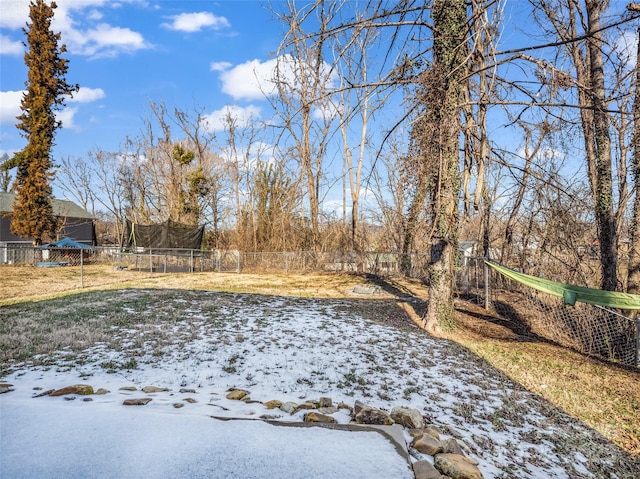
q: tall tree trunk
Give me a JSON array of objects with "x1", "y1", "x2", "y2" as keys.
[
  {"x1": 423, "y1": 0, "x2": 468, "y2": 333},
  {"x1": 400, "y1": 177, "x2": 428, "y2": 275},
  {"x1": 586, "y1": 1, "x2": 617, "y2": 290},
  {"x1": 628, "y1": 25, "x2": 640, "y2": 295}
]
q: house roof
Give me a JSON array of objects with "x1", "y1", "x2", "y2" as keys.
[{"x1": 0, "y1": 192, "x2": 94, "y2": 219}]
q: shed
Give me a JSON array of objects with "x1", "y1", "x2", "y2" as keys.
[{"x1": 39, "y1": 237, "x2": 95, "y2": 265}]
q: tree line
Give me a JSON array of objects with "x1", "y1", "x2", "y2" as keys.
[{"x1": 3, "y1": 0, "x2": 640, "y2": 331}]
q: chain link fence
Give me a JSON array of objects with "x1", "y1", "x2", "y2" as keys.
[
  {"x1": 459, "y1": 256, "x2": 640, "y2": 368},
  {"x1": 2, "y1": 245, "x2": 637, "y2": 367},
  {"x1": 111, "y1": 249, "x2": 241, "y2": 273}
]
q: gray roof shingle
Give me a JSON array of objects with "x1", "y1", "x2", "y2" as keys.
[{"x1": 0, "y1": 192, "x2": 94, "y2": 219}]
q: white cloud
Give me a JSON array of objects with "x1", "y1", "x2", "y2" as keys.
[
  {"x1": 1, "y1": 87, "x2": 103, "y2": 129},
  {"x1": 217, "y1": 55, "x2": 338, "y2": 102},
  {"x1": 68, "y1": 87, "x2": 105, "y2": 103},
  {"x1": 203, "y1": 104, "x2": 262, "y2": 132},
  {"x1": 0, "y1": 90, "x2": 23, "y2": 125},
  {"x1": 0, "y1": 33, "x2": 23, "y2": 55},
  {"x1": 219, "y1": 58, "x2": 280, "y2": 101},
  {"x1": 56, "y1": 106, "x2": 79, "y2": 130},
  {"x1": 0, "y1": 0, "x2": 151, "y2": 59},
  {"x1": 0, "y1": 0, "x2": 30, "y2": 29},
  {"x1": 86, "y1": 9, "x2": 103, "y2": 21},
  {"x1": 210, "y1": 61, "x2": 232, "y2": 72},
  {"x1": 163, "y1": 12, "x2": 230, "y2": 32},
  {"x1": 74, "y1": 23, "x2": 148, "y2": 58}
]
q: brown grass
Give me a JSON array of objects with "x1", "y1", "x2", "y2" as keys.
[
  {"x1": 1, "y1": 264, "x2": 638, "y2": 457},
  {"x1": 448, "y1": 300, "x2": 640, "y2": 457}
]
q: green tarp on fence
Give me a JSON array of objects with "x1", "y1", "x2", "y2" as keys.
[{"x1": 486, "y1": 261, "x2": 640, "y2": 311}]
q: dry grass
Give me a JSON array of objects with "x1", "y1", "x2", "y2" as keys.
[
  {"x1": 0, "y1": 264, "x2": 379, "y2": 305},
  {"x1": 1, "y1": 264, "x2": 638, "y2": 458},
  {"x1": 448, "y1": 300, "x2": 640, "y2": 458}
]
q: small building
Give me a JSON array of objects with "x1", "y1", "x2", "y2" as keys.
[
  {"x1": 458, "y1": 240, "x2": 478, "y2": 264},
  {"x1": 0, "y1": 192, "x2": 95, "y2": 263}
]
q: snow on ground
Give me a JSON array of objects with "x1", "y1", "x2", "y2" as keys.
[
  {"x1": 2, "y1": 397, "x2": 412, "y2": 479},
  {"x1": 1, "y1": 289, "x2": 636, "y2": 478}
]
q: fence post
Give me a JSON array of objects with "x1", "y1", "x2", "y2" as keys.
[
  {"x1": 190, "y1": 249, "x2": 194, "y2": 273},
  {"x1": 80, "y1": 249, "x2": 84, "y2": 288},
  {"x1": 484, "y1": 259, "x2": 491, "y2": 310},
  {"x1": 149, "y1": 249, "x2": 153, "y2": 273}
]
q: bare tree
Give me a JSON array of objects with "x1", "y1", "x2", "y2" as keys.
[
  {"x1": 122, "y1": 102, "x2": 223, "y2": 228},
  {"x1": 217, "y1": 108, "x2": 265, "y2": 250},
  {"x1": 55, "y1": 156, "x2": 96, "y2": 214},
  {"x1": 271, "y1": 0, "x2": 340, "y2": 253},
  {"x1": 629, "y1": 8, "x2": 640, "y2": 295},
  {"x1": 529, "y1": 0, "x2": 621, "y2": 290},
  {"x1": 333, "y1": 15, "x2": 390, "y2": 251}
]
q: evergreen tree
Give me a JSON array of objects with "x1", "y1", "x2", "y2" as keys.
[{"x1": 11, "y1": 0, "x2": 78, "y2": 245}]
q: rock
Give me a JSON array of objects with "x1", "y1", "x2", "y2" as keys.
[
  {"x1": 83, "y1": 397, "x2": 93, "y2": 402},
  {"x1": 183, "y1": 398, "x2": 197, "y2": 404},
  {"x1": 304, "y1": 412, "x2": 337, "y2": 423},
  {"x1": 391, "y1": 406, "x2": 424, "y2": 429},
  {"x1": 424, "y1": 426, "x2": 442, "y2": 440},
  {"x1": 354, "y1": 407, "x2": 394, "y2": 426},
  {"x1": 352, "y1": 284, "x2": 380, "y2": 295},
  {"x1": 434, "y1": 453, "x2": 483, "y2": 479},
  {"x1": 50, "y1": 384, "x2": 94, "y2": 396},
  {"x1": 226, "y1": 389, "x2": 249, "y2": 400},
  {"x1": 264, "y1": 400, "x2": 283, "y2": 410},
  {"x1": 293, "y1": 402, "x2": 316, "y2": 413},
  {"x1": 412, "y1": 433, "x2": 443, "y2": 455},
  {"x1": 280, "y1": 402, "x2": 298, "y2": 414},
  {"x1": 123, "y1": 398, "x2": 152, "y2": 406},
  {"x1": 442, "y1": 438, "x2": 464, "y2": 455},
  {"x1": 173, "y1": 403, "x2": 184, "y2": 408},
  {"x1": 0, "y1": 383, "x2": 14, "y2": 394},
  {"x1": 64, "y1": 396, "x2": 76, "y2": 401},
  {"x1": 413, "y1": 460, "x2": 443, "y2": 479},
  {"x1": 179, "y1": 388, "x2": 196, "y2": 394},
  {"x1": 33, "y1": 389, "x2": 55, "y2": 398},
  {"x1": 119, "y1": 386, "x2": 137, "y2": 391},
  {"x1": 318, "y1": 397, "x2": 333, "y2": 408},
  {"x1": 354, "y1": 400, "x2": 368, "y2": 415},
  {"x1": 318, "y1": 406, "x2": 338, "y2": 414},
  {"x1": 337, "y1": 401, "x2": 353, "y2": 413},
  {"x1": 95, "y1": 388, "x2": 109, "y2": 395},
  {"x1": 142, "y1": 386, "x2": 168, "y2": 393}
]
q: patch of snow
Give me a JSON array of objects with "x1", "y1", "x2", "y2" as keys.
[{"x1": 2, "y1": 292, "x2": 630, "y2": 478}]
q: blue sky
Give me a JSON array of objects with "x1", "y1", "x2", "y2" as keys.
[
  {"x1": 0, "y1": 0, "x2": 637, "y2": 215},
  {"x1": 0, "y1": 0, "x2": 286, "y2": 161}
]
